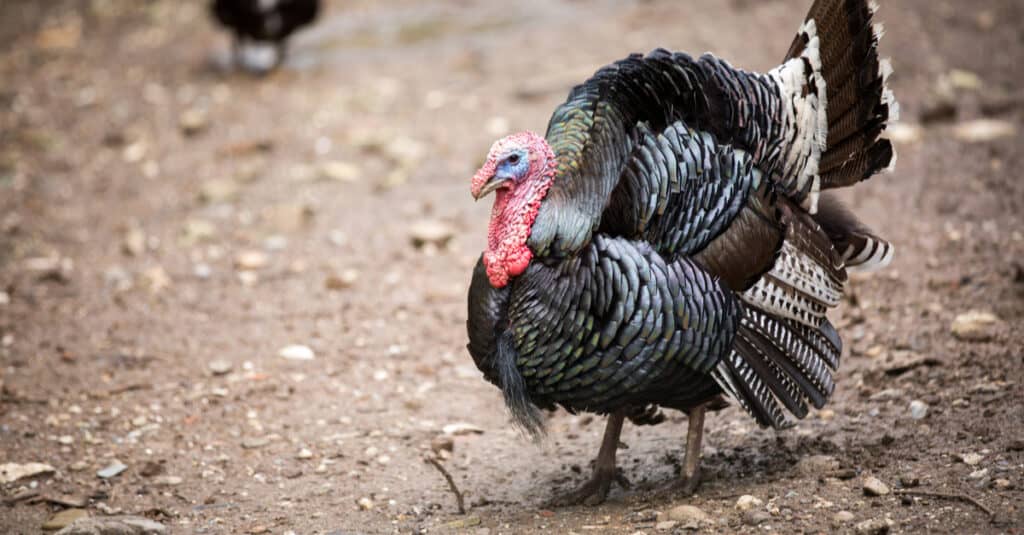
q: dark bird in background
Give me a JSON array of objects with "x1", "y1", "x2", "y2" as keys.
[
  {"x1": 210, "y1": 0, "x2": 320, "y2": 74},
  {"x1": 467, "y1": 0, "x2": 897, "y2": 505}
]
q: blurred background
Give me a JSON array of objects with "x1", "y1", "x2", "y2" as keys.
[{"x1": 0, "y1": 0, "x2": 1021, "y2": 533}]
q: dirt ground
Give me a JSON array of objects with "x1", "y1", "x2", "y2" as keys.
[{"x1": 1, "y1": 0, "x2": 1022, "y2": 533}]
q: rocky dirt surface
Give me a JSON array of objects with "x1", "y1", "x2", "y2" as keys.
[{"x1": 1, "y1": 0, "x2": 1023, "y2": 533}]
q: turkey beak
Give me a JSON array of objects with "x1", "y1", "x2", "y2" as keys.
[{"x1": 473, "y1": 177, "x2": 511, "y2": 201}]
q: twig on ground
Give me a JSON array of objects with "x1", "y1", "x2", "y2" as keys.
[
  {"x1": 893, "y1": 489, "x2": 994, "y2": 519},
  {"x1": 424, "y1": 456, "x2": 466, "y2": 514},
  {"x1": 91, "y1": 382, "x2": 152, "y2": 398},
  {"x1": 0, "y1": 393, "x2": 48, "y2": 404}
]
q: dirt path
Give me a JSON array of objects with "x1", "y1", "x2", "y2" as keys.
[{"x1": 1, "y1": 0, "x2": 1022, "y2": 533}]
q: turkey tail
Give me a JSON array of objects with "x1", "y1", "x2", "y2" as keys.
[
  {"x1": 813, "y1": 193, "x2": 893, "y2": 271},
  {"x1": 713, "y1": 205, "x2": 846, "y2": 428},
  {"x1": 787, "y1": 0, "x2": 898, "y2": 192},
  {"x1": 713, "y1": 309, "x2": 842, "y2": 428}
]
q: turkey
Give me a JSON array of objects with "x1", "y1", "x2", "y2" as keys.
[
  {"x1": 210, "y1": 0, "x2": 320, "y2": 73},
  {"x1": 466, "y1": 0, "x2": 897, "y2": 505}
]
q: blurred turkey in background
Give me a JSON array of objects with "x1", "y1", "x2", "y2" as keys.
[{"x1": 210, "y1": 0, "x2": 320, "y2": 74}]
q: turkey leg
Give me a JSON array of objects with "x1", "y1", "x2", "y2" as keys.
[
  {"x1": 674, "y1": 403, "x2": 707, "y2": 495},
  {"x1": 552, "y1": 410, "x2": 630, "y2": 506}
]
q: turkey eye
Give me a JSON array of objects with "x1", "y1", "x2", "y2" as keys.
[{"x1": 507, "y1": 154, "x2": 520, "y2": 165}]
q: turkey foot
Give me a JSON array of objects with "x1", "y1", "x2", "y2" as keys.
[{"x1": 552, "y1": 410, "x2": 628, "y2": 506}]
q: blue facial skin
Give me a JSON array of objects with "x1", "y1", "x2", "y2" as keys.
[{"x1": 495, "y1": 149, "x2": 529, "y2": 182}]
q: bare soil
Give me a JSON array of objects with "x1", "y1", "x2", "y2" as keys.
[{"x1": 1, "y1": 0, "x2": 1023, "y2": 533}]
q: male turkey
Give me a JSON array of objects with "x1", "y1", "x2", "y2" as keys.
[
  {"x1": 210, "y1": 0, "x2": 320, "y2": 73},
  {"x1": 466, "y1": 0, "x2": 898, "y2": 505}
]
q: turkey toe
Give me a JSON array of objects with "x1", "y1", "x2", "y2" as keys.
[{"x1": 552, "y1": 467, "x2": 630, "y2": 506}]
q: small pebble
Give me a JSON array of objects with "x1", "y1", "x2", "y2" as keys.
[
  {"x1": 69, "y1": 461, "x2": 89, "y2": 472},
  {"x1": 153, "y1": 475, "x2": 183, "y2": 486},
  {"x1": 0, "y1": 462, "x2": 56, "y2": 484},
  {"x1": 325, "y1": 269, "x2": 359, "y2": 290},
  {"x1": 122, "y1": 227, "x2": 146, "y2": 256},
  {"x1": 357, "y1": 497, "x2": 374, "y2": 510},
  {"x1": 993, "y1": 478, "x2": 1012, "y2": 490},
  {"x1": 909, "y1": 400, "x2": 928, "y2": 420},
  {"x1": 951, "y1": 310, "x2": 1000, "y2": 341},
  {"x1": 869, "y1": 388, "x2": 904, "y2": 402},
  {"x1": 51, "y1": 516, "x2": 167, "y2": 534},
  {"x1": 263, "y1": 235, "x2": 288, "y2": 251},
  {"x1": 296, "y1": 448, "x2": 314, "y2": 460},
  {"x1": 242, "y1": 437, "x2": 270, "y2": 449},
  {"x1": 442, "y1": 422, "x2": 484, "y2": 436},
  {"x1": 41, "y1": 508, "x2": 88, "y2": 531},
  {"x1": 735, "y1": 495, "x2": 763, "y2": 511},
  {"x1": 854, "y1": 517, "x2": 892, "y2": 535},
  {"x1": 666, "y1": 504, "x2": 708, "y2": 523},
  {"x1": 899, "y1": 475, "x2": 920, "y2": 488},
  {"x1": 960, "y1": 452, "x2": 984, "y2": 466},
  {"x1": 887, "y1": 123, "x2": 922, "y2": 144},
  {"x1": 181, "y1": 219, "x2": 216, "y2": 244},
  {"x1": 193, "y1": 263, "x2": 212, "y2": 279},
  {"x1": 263, "y1": 203, "x2": 313, "y2": 232},
  {"x1": 834, "y1": 511, "x2": 855, "y2": 523},
  {"x1": 179, "y1": 108, "x2": 209, "y2": 136},
  {"x1": 97, "y1": 460, "x2": 127, "y2": 479},
  {"x1": 444, "y1": 516, "x2": 481, "y2": 529},
  {"x1": 319, "y1": 160, "x2": 361, "y2": 182},
  {"x1": 968, "y1": 468, "x2": 988, "y2": 480},
  {"x1": 199, "y1": 178, "x2": 240, "y2": 203},
  {"x1": 863, "y1": 476, "x2": 890, "y2": 496},
  {"x1": 235, "y1": 250, "x2": 269, "y2": 271},
  {"x1": 743, "y1": 510, "x2": 770, "y2": 526},
  {"x1": 796, "y1": 455, "x2": 839, "y2": 475},
  {"x1": 208, "y1": 359, "x2": 233, "y2": 376},
  {"x1": 409, "y1": 220, "x2": 455, "y2": 248},
  {"x1": 279, "y1": 344, "x2": 315, "y2": 361},
  {"x1": 952, "y1": 119, "x2": 1016, "y2": 143}
]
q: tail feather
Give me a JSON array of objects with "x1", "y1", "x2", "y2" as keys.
[
  {"x1": 805, "y1": 0, "x2": 897, "y2": 188},
  {"x1": 713, "y1": 349, "x2": 790, "y2": 429},
  {"x1": 777, "y1": 0, "x2": 898, "y2": 213},
  {"x1": 813, "y1": 193, "x2": 894, "y2": 271},
  {"x1": 740, "y1": 206, "x2": 846, "y2": 326},
  {"x1": 713, "y1": 308, "x2": 842, "y2": 429},
  {"x1": 734, "y1": 330, "x2": 810, "y2": 418}
]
